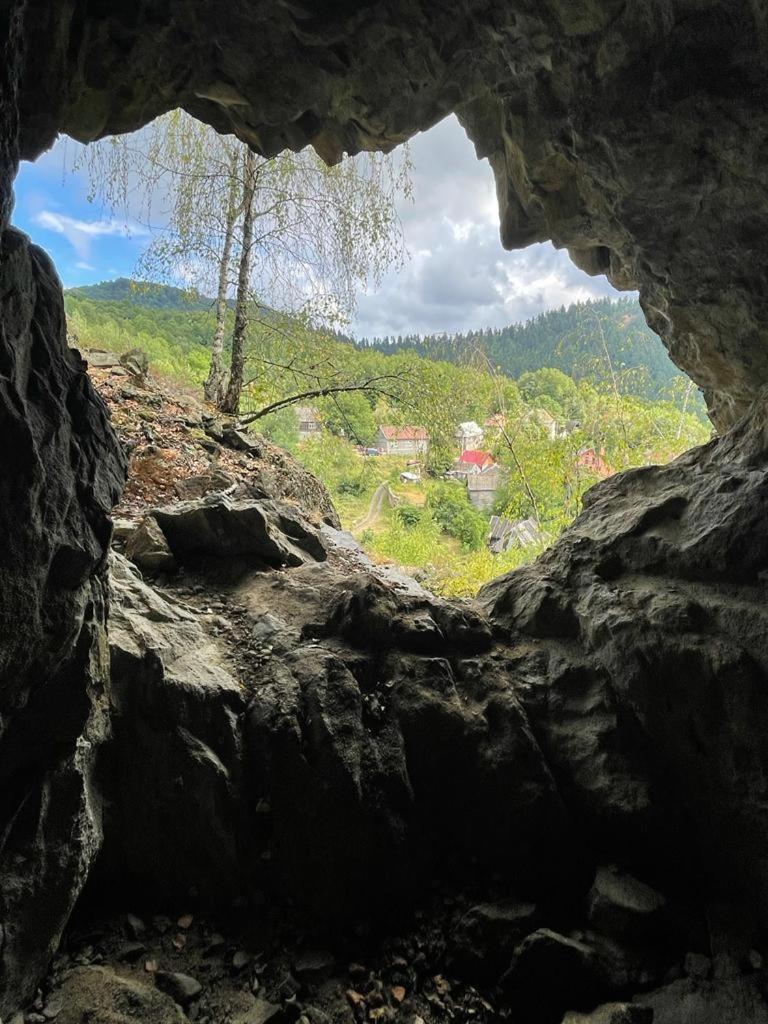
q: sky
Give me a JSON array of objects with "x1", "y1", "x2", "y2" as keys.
[{"x1": 11, "y1": 115, "x2": 620, "y2": 339}]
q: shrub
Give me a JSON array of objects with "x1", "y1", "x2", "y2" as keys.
[
  {"x1": 396, "y1": 504, "x2": 422, "y2": 527},
  {"x1": 338, "y1": 478, "x2": 366, "y2": 496},
  {"x1": 427, "y1": 483, "x2": 487, "y2": 551}
]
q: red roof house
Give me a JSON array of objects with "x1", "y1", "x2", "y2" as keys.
[
  {"x1": 458, "y1": 449, "x2": 495, "y2": 469},
  {"x1": 375, "y1": 425, "x2": 430, "y2": 455}
]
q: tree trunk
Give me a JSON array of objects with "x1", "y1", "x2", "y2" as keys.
[
  {"x1": 220, "y1": 148, "x2": 256, "y2": 415},
  {"x1": 204, "y1": 148, "x2": 239, "y2": 405}
]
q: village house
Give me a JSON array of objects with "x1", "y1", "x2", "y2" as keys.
[
  {"x1": 455, "y1": 420, "x2": 484, "y2": 450},
  {"x1": 529, "y1": 407, "x2": 568, "y2": 441},
  {"x1": 575, "y1": 445, "x2": 612, "y2": 478},
  {"x1": 375, "y1": 425, "x2": 430, "y2": 456},
  {"x1": 295, "y1": 405, "x2": 322, "y2": 439},
  {"x1": 467, "y1": 464, "x2": 503, "y2": 510},
  {"x1": 454, "y1": 449, "x2": 495, "y2": 475},
  {"x1": 450, "y1": 450, "x2": 503, "y2": 509}
]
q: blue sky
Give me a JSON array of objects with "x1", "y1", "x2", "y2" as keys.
[{"x1": 12, "y1": 116, "x2": 620, "y2": 338}]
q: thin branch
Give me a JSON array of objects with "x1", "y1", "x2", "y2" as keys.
[{"x1": 239, "y1": 376, "x2": 406, "y2": 425}]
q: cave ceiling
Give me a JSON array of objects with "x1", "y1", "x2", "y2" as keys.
[{"x1": 8, "y1": 0, "x2": 768, "y2": 427}]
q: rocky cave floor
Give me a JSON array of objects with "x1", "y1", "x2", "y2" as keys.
[{"x1": 18, "y1": 356, "x2": 768, "y2": 1024}]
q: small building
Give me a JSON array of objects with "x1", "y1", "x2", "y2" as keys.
[
  {"x1": 455, "y1": 420, "x2": 484, "y2": 450},
  {"x1": 575, "y1": 445, "x2": 612, "y2": 478},
  {"x1": 453, "y1": 450, "x2": 495, "y2": 476},
  {"x1": 488, "y1": 515, "x2": 542, "y2": 553},
  {"x1": 375, "y1": 425, "x2": 429, "y2": 456},
  {"x1": 467, "y1": 464, "x2": 503, "y2": 510},
  {"x1": 295, "y1": 405, "x2": 322, "y2": 439},
  {"x1": 529, "y1": 407, "x2": 568, "y2": 441}
]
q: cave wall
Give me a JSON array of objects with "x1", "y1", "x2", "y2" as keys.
[
  {"x1": 0, "y1": 7, "x2": 127, "y2": 1009},
  {"x1": 2, "y1": 0, "x2": 768, "y2": 1013}
]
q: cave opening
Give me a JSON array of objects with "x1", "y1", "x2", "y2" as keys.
[
  {"x1": 3, "y1": 3, "x2": 768, "y2": 1022},
  {"x1": 13, "y1": 111, "x2": 710, "y2": 601}
]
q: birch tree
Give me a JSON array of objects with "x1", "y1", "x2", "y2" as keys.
[{"x1": 73, "y1": 111, "x2": 411, "y2": 413}]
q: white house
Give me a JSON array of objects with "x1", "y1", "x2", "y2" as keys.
[{"x1": 455, "y1": 420, "x2": 484, "y2": 450}]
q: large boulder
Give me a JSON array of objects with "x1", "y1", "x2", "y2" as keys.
[
  {"x1": 153, "y1": 494, "x2": 327, "y2": 567},
  {"x1": 479, "y1": 393, "x2": 768, "y2": 937},
  {"x1": 245, "y1": 572, "x2": 587, "y2": 920},
  {"x1": 53, "y1": 965, "x2": 185, "y2": 1024},
  {"x1": 101, "y1": 555, "x2": 245, "y2": 908},
  {"x1": 124, "y1": 515, "x2": 177, "y2": 574},
  {"x1": 447, "y1": 899, "x2": 539, "y2": 983},
  {"x1": 501, "y1": 929, "x2": 608, "y2": 1024}
]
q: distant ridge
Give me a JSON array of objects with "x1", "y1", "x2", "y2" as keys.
[
  {"x1": 353, "y1": 296, "x2": 678, "y2": 398},
  {"x1": 66, "y1": 279, "x2": 691, "y2": 404},
  {"x1": 67, "y1": 277, "x2": 214, "y2": 312}
]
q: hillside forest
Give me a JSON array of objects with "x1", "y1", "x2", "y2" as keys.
[{"x1": 66, "y1": 281, "x2": 710, "y2": 596}]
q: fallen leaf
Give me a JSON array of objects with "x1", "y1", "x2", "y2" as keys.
[
  {"x1": 172, "y1": 933, "x2": 186, "y2": 951},
  {"x1": 144, "y1": 959, "x2": 158, "y2": 973},
  {"x1": 346, "y1": 989, "x2": 365, "y2": 1007},
  {"x1": 391, "y1": 985, "x2": 406, "y2": 1003},
  {"x1": 177, "y1": 914, "x2": 194, "y2": 929}
]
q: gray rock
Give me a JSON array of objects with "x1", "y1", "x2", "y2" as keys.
[
  {"x1": 125, "y1": 913, "x2": 146, "y2": 939},
  {"x1": 84, "y1": 349, "x2": 123, "y2": 369},
  {"x1": 587, "y1": 867, "x2": 667, "y2": 945},
  {"x1": 103, "y1": 553, "x2": 245, "y2": 909},
  {"x1": 154, "y1": 972, "x2": 202, "y2": 1006},
  {"x1": 480, "y1": 398, "x2": 768, "y2": 931},
  {"x1": 120, "y1": 348, "x2": 149, "y2": 379},
  {"x1": 47, "y1": 966, "x2": 185, "y2": 1023},
  {"x1": 117, "y1": 942, "x2": 147, "y2": 963},
  {"x1": 125, "y1": 516, "x2": 177, "y2": 573},
  {"x1": 638, "y1": 975, "x2": 768, "y2": 1024},
  {"x1": 293, "y1": 949, "x2": 335, "y2": 981},
  {"x1": 223, "y1": 427, "x2": 261, "y2": 453},
  {"x1": 112, "y1": 518, "x2": 137, "y2": 544},
  {"x1": 174, "y1": 470, "x2": 236, "y2": 500},
  {"x1": 0, "y1": 232, "x2": 125, "y2": 1018},
  {"x1": 501, "y1": 929, "x2": 605, "y2": 1024},
  {"x1": 153, "y1": 494, "x2": 326, "y2": 567},
  {"x1": 448, "y1": 900, "x2": 538, "y2": 983}
]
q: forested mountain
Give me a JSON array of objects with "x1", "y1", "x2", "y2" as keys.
[
  {"x1": 354, "y1": 296, "x2": 677, "y2": 398},
  {"x1": 68, "y1": 278, "x2": 214, "y2": 311},
  {"x1": 70, "y1": 283, "x2": 676, "y2": 399}
]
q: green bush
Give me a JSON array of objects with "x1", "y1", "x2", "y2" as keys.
[
  {"x1": 338, "y1": 478, "x2": 366, "y2": 496},
  {"x1": 427, "y1": 483, "x2": 487, "y2": 551},
  {"x1": 396, "y1": 504, "x2": 422, "y2": 527}
]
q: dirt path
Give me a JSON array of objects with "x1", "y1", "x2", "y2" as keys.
[{"x1": 353, "y1": 482, "x2": 397, "y2": 532}]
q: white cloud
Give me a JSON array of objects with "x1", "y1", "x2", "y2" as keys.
[
  {"x1": 74, "y1": 260, "x2": 96, "y2": 271},
  {"x1": 350, "y1": 115, "x2": 622, "y2": 339},
  {"x1": 33, "y1": 210, "x2": 150, "y2": 259}
]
